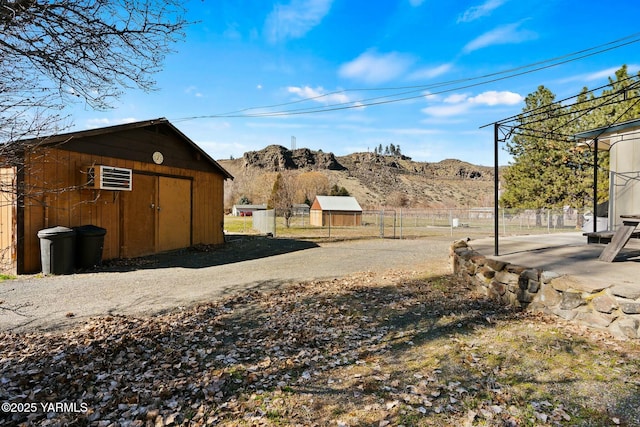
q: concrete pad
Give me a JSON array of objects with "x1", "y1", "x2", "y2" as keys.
[{"x1": 469, "y1": 232, "x2": 640, "y2": 288}]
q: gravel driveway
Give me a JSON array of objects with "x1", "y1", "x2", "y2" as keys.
[{"x1": 0, "y1": 236, "x2": 453, "y2": 333}]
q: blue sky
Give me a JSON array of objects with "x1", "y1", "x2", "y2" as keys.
[{"x1": 68, "y1": 0, "x2": 640, "y2": 166}]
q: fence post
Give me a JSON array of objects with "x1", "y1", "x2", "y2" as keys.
[
  {"x1": 547, "y1": 209, "x2": 550, "y2": 233},
  {"x1": 393, "y1": 210, "x2": 396, "y2": 239},
  {"x1": 449, "y1": 209, "x2": 453, "y2": 237},
  {"x1": 273, "y1": 209, "x2": 277, "y2": 237},
  {"x1": 502, "y1": 208, "x2": 506, "y2": 236}
]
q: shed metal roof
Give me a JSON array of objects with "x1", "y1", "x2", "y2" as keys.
[
  {"x1": 313, "y1": 196, "x2": 362, "y2": 212},
  {"x1": 573, "y1": 117, "x2": 640, "y2": 140},
  {"x1": 573, "y1": 118, "x2": 640, "y2": 151},
  {"x1": 234, "y1": 204, "x2": 267, "y2": 210}
]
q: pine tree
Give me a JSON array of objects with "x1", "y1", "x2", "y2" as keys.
[
  {"x1": 501, "y1": 66, "x2": 640, "y2": 211},
  {"x1": 501, "y1": 86, "x2": 589, "y2": 209}
]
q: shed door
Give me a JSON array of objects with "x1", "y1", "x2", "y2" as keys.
[
  {"x1": 158, "y1": 176, "x2": 191, "y2": 252},
  {"x1": 122, "y1": 174, "x2": 156, "y2": 258}
]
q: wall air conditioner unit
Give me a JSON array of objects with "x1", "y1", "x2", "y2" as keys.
[{"x1": 86, "y1": 165, "x2": 132, "y2": 191}]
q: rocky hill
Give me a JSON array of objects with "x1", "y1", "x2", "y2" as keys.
[{"x1": 218, "y1": 145, "x2": 497, "y2": 209}]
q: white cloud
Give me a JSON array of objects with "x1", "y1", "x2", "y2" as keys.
[
  {"x1": 185, "y1": 86, "x2": 204, "y2": 98},
  {"x1": 463, "y1": 22, "x2": 537, "y2": 53},
  {"x1": 585, "y1": 65, "x2": 640, "y2": 81},
  {"x1": 583, "y1": 67, "x2": 624, "y2": 81},
  {"x1": 423, "y1": 91, "x2": 441, "y2": 101},
  {"x1": 408, "y1": 0, "x2": 425, "y2": 6},
  {"x1": 85, "y1": 117, "x2": 138, "y2": 128},
  {"x1": 86, "y1": 118, "x2": 112, "y2": 128},
  {"x1": 287, "y1": 86, "x2": 350, "y2": 104},
  {"x1": 422, "y1": 103, "x2": 471, "y2": 117},
  {"x1": 444, "y1": 93, "x2": 469, "y2": 104},
  {"x1": 339, "y1": 50, "x2": 415, "y2": 84},
  {"x1": 409, "y1": 63, "x2": 454, "y2": 80},
  {"x1": 468, "y1": 90, "x2": 523, "y2": 105},
  {"x1": 457, "y1": 0, "x2": 507, "y2": 23},
  {"x1": 422, "y1": 90, "x2": 523, "y2": 117},
  {"x1": 264, "y1": 0, "x2": 333, "y2": 43},
  {"x1": 223, "y1": 22, "x2": 242, "y2": 40},
  {"x1": 556, "y1": 65, "x2": 640, "y2": 85}
]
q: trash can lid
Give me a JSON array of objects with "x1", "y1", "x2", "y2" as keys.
[
  {"x1": 37, "y1": 226, "x2": 76, "y2": 238},
  {"x1": 73, "y1": 225, "x2": 107, "y2": 236}
]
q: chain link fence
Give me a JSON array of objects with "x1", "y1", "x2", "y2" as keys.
[{"x1": 229, "y1": 207, "x2": 589, "y2": 240}]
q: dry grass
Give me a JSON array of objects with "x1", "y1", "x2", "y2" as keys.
[{"x1": 2, "y1": 266, "x2": 640, "y2": 426}]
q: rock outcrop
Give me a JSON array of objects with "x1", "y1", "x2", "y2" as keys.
[{"x1": 242, "y1": 145, "x2": 345, "y2": 171}]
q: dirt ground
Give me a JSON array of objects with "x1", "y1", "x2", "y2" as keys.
[
  {"x1": 0, "y1": 235, "x2": 453, "y2": 332},
  {"x1": 2, "y1": 238, "x2": 640, "y2": 426}
]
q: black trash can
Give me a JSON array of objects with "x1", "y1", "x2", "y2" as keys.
[
  {"x1": 37, "y1": 226, "x2": 76, "y2": 275},
  {"x1": 74, "y1": 225, "x2": 107, "y2": 269}
]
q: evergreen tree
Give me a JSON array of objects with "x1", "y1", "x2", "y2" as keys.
[
  {"x1": 501, "y1": 66, "x2": 640, "y2": 211},
  {"x1": 329, "y1": 184, "x2": 350, "y2": 196},
  {"x1": 501, "y1": 86, "x2": 589, "y2": 209}
]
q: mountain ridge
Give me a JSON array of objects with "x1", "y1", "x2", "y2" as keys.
[{"x1": 218, "y1": 145, "x2": 497, "y2": 209}]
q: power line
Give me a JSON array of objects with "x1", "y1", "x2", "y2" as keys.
[
  {"x1": 488, "y1": 76, "x2": 640, "y2": 127},
  {"x1": 494, "y1": 88, "x2": 640, "y2": 167},
  {"x1": 173, "y1": 32, "x2": 640, "y2": 122},
  {"x1": 490, "y1": 77, "x2": 640, "y2": 146}
]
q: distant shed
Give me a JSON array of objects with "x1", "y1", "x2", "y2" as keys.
[
  {"x1": 0, "y1": 118, "x2": 233, "y2": 274},
  {"x1": 310, "y1": 196, "x2": 362, "y2": 226},
  {"x1": 292, "y1": 203, "x2": 310, "y2": 215},
  {"x1": 232, "y1": 204, "x2": 267, "y2": 216}
]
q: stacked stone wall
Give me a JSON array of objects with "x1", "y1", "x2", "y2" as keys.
[{"x1": 450, "y1": 240, "x2": 640, "y2": 339}]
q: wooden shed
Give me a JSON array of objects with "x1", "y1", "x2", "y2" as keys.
[
  {"x1": 309, "y1": 196, "x2": 362, "y2": 227},
  {"x1": 0, "y1": 118, "x2": 233, "y2": 274}
]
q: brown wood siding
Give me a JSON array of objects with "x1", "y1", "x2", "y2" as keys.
[
  {"x1": 121, "y1": 174, "x2": 156, "y2": 258},
  {"x1": 309, "y1": 209, "x2": 323, "y2": 226},
  {"x1": 192, "y1": 172, "x2": 226, "y2": 246},
  {"x1": 158, "y1": 176, "x2": 191, "y2": 251},
  {"x1": 322, "y1": 211, "x2": 362, "y2": 227},
  {"x1": 19, "y1": 147, "x2": 226, "y2": 273},
  {"x1": 309, "y1": 209, "x2": 362, "y2": 227},
  {"x1": 57, "y1": 126, "x2": 223, "y2": 174},
  {"x1": 0, "y1": 168, "x2": 16, "y2": 273}
]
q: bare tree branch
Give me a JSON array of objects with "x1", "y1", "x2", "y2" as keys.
[{"x1": 1, "y1": 0, "x2": 188, "y2": 143}]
